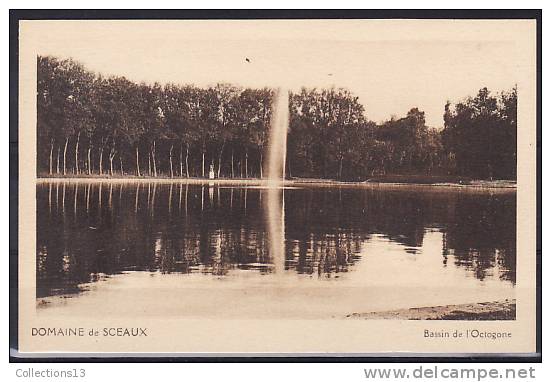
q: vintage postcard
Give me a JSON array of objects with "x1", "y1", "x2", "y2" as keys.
[{"x1": 13, "y1": 15, "x2": 539, "y2": 357}]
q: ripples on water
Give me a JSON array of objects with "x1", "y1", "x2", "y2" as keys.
[{"x1": 36, "y1": 182, "x2": 516, "y2": 298}]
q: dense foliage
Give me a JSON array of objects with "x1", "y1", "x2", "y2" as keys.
[
  {"x1": 442, "y1": 87, "x2": 517, "y2": 179},
  {"x1": 37, "y1": 56, "x2": 517, "y2": 181}
]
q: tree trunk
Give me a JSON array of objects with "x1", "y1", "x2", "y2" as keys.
[
  {"x1": 169, "y1": 144, "x2": 174, "y2": 178},
  {"x1": 179, "y1": 142, "x2": 183, "y2": 177},
  {"x1": 245, "y1": 149, "x2": 249, "y2": 178},
  {"x1": 62, "y1": 137, "x2": 69, "y2": 176},
  {"x1": 338, "y1": 156, "x2": 343, "y2": 180},
  {"x1": 56, "y1": 147, "x2": 60, "y2": 174},
  {"x1": 201, "y1": 150, "x2": 205, "y2": 178},
  {"x1": 98, "y1": 146, "x2": 104, "y2": 176},
  {"x1": 48, "y1": 140, "x2": 54, "y2": 175},
  {"x1": 151, "y1": 141, "x2": 157, "y2": 177},
  {"x1": 74, "y1": 132, "x2": 81, "y2": 175},
  {"x1": 288, "y1": 157, "x2": 292, "y2": 178},
  {"x1": 231, "y1": 149, "x2": 234, "y2": 178},
  {"x1": 109, "y1": 147, "x2": 115, "y2": 176},
  {"x1": 87, "y1": 145, "x2": 92, "y2": 175},
  {"x1": 259, "y1": 152, "x2": 263, "y2": 179},
  {"x1": 120, "y1": 157, "x2": 124, "y2": 175},
  {"x1": 185, "y1": 144, "x2": 190, "y2": 178},
  {"x1": 217, "y1": 141, "x2": 225, "y2": 178},
  {"x1": 135, "y1": 146, "x2": 141, "y2": 177}
]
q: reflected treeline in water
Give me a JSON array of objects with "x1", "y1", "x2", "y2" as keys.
[
  {"x1": 36, "y1": 183, "x2": 516, "y2": 297},
  {"x1": 284, "y1": 188, "x2": 516, "y2": 282},
  {"x1": 442, "y1": 194, "x2": 516, "y2": 283}
]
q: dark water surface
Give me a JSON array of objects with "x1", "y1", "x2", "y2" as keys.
[{"x1": 36, "y1": 181, "x2": 516, "y2": 300}]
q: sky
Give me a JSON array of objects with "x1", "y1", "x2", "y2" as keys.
[{"x1": 26, "y1": 19, "x2": 526, "y2": 127}]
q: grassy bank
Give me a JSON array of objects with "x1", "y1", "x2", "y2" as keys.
[
  {"x1": 364, "y1": 174, "x2": 515, "y2": 187},
  {"x1": 345, "y1": 299, "x2": 516, "y2": 320}
]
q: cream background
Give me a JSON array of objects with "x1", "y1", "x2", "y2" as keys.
[{"x1": 18, "y1": 19, "x2": 537, "y2": 355}]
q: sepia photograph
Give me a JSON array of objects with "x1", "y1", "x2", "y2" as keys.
[{"x1": 13, "y1": 14, "x2": 539, "y2": 357}]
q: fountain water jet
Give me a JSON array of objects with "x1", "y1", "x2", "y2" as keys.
[
  {"x1": 264, "y1": 88, "x2": 289, "y2": 275},
  {"x1": 265, "y1": 88, "x2": 289, "y2": 184}
]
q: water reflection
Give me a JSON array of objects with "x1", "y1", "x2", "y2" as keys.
[
  {"x1": 36, "y1": 182, "x2": 516, "y2": 298},
  {"x1": 265, "y1": 187, "x2": 286, "y2": 275}
]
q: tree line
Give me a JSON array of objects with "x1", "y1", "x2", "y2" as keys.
[{"x1": 37, "y1": 55, "x2": 517, "y2": 181}]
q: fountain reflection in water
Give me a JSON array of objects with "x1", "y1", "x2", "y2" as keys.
[
  {"x1": 265, "y1": 88, "x2": 289, "y2": 273},
  {"x1": 265, "y1": 186, "x2": 285, "y2": 274}
]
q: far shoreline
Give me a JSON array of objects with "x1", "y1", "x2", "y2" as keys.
[{"x1": 36, "y1": 175, "x2": 517, "y2": 192}]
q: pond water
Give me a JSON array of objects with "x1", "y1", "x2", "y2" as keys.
[{"x1": 36, "y1": 181, "x2": 516, "y2": 319}]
